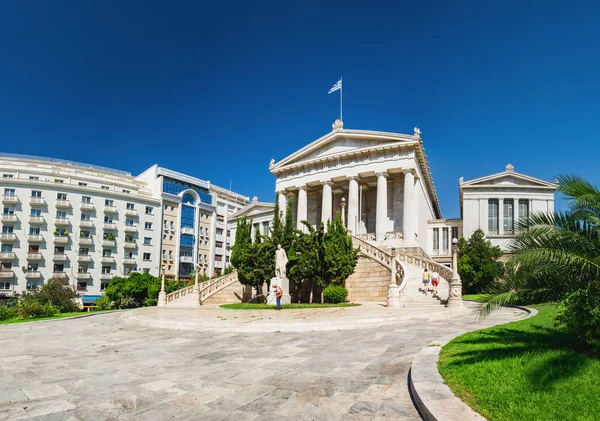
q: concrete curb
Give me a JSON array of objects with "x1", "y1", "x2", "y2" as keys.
[
  {"x1": 0, "y1": 309, "x2": 124, "y2": 328},
  {"x1": 409, "y1": 306, "x2": 538, "y2": 421}
]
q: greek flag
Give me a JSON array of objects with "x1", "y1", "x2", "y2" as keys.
[{"x1": 328, "y1": 79, "x2": 342, "y2": 94}]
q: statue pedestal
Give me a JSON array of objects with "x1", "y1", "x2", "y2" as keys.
[
  {"x1": 266, "y1": 276, "x2": 291, "y2": 305},
  {"x1": 386, "y1": 283, "x2": 401, "y2": 307},
  {"x1": 446, "y1": 278, "x2": 463, "y2": 308}
]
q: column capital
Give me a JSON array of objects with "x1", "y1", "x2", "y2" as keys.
[
  {"x1": 276, "y1": 189, "x2": 287, "y2": 196},
  {"x1": 320, "y1": 180, "x2": 335, "y2": 186},
  {"x1": 402, "y1": 168, "x2": 416, "y2": 175},
  {"x1": 375, "y1": 171, "x2": 388, "y2": 178},
  {"x1": 346, "y1": 175, "x2": 358, "y2": 181}
]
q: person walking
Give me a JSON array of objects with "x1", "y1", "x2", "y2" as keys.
[
  {"x1": 431, "y1": 271, "x2": 439, "y2": 296},
  {"x1": 273, "y1": 283, "x2": 283, "y2": 310},
  {"x1": 422, "y1": 269, "x2": 430, "y2": 295}
]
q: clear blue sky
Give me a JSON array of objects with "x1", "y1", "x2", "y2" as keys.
[{"x1": 1, "y1": 1, "x2": 598, "y2": 217}]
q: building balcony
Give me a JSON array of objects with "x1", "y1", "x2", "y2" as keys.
[
  {"x1": 79, "y1": 220, "x2": 94, "y2": 228},
  {"x1": 55, "y1": 218, "x2": 70, "y2": 226},
  {"x1": 27, "y1": 252, "x2": 42, "y2": 261},
  {"x1": 104, "y1": 205, "x2": 118, "y2": 214},
  {"x1": 215, "y1": 234, "x2": 224, "y2": 242},
  {"x1": 53, "y1": 253, "x2": 67, "y2": 262},
  {"x1": 79, "y1": 237, "x2": 93, "y2": 246},
  {"x1": 0, "y1": 233, "x2": 17, "y2": 242},
  {"x1": 1, "y1": 214, "x2": 18, "y2": 223},
  {"x1": 123, "y1": 241, "x2": 137, "y2": 249},
  {"x1": 124, "y1": 209, "x2": 138, "y2": 217},
  {"x1": 181, "y1": 227, "x2": 195, "y2": 235},
  {"x1": 0, "y1": 252, "x2": 15, "y2": 261},
  {"x1": 123, "y1": 258, "x2": 136, "y2": 265},
  {"x1": 25, "y1": 271, "x2": 41, "y2": 279},
  {"x1": 103, "y1": 222, "x2": 117, "y2": 230},
  {"x1": 100, "y1": 273, "x2": 113, "y2": 281},
  {"x1": 2, "y1": 194, "x2": 18, "y2": 204},
  {"x1": 55, "y1": 199, "x2": 71, "y2": 208},
  {"x1": 102, "y1": 239, "x2": 116, "y2": 248},
  {"x1": 29, "y1": 215, "x2": 45, "y2": 225},
  {"x1": 124, "y1": 225, "x2": 137, "y2": 233},
  {"x1": 101, "y1": 256, "x2": 115, "y2": 264},
  {"x1": 30, "y1": 196, "x2": 45, "y2": 206},
  {"x1": 54, "y1": 235, "x2": 69, "y2": 244},
  {"x1": 80, "y1": 202, "x2": 94, "y2": 211},
  {"x1": 76, "y1": 272, "x2": 91, "y2": 280},
  {"x1": 52, "y1": 272, "x2": 68, "y2": 280},
  {"x1": 77, "y1": 254, "x2": 92, "y2": 263},
  {"x1": 179, "y1": 255, "x2": 193, "y2": 263},
  {"x1": 28, "y1": 234, "x2": 43, "y2": 243},
  {"x1": 0, "y1": 271, "x2": 14, "y2": 279},
  {"x1": 214, "y1": 260, "x2": 224, "y2": 268}
]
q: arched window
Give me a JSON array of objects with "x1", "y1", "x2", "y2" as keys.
[{"x1": 182, "y1": 193, "x2": 195, "y2": 205}]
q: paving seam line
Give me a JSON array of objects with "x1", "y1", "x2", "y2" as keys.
[{"x1": 409, "y1": 305, "x2": 538, "y2": 421}]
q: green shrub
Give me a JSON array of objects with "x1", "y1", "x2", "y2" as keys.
[
  {"x1": 0, "y1": 305, "x2": 17, "y2": 321},
  {"x1": 323, "y1": 285, "x2": 348, "y2": 304},
  {"x1": 557, "y1": 281, "x2": 600, "y2": 353},
  {"x1": 145, "y1": 298, "x2": 157, "y2": 306},
  {"x1": 17, "y1": 301, "x2": 59, "y2": 319},
  {"x1": 95, "y1": 296, "x2": 112, "y2": 311},
  {"x1": 28, "y1": 278, "x2": 78, "y2": 313}
]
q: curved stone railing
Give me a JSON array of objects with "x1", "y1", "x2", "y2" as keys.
[
  {"x1": 166, "y1": 284, "x2": 195, "y2": 305},
  {"x1": 199, "y1": 270, "x2": 238, "y2": 304}
]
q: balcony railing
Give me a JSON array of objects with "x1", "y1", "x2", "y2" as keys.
[
  {"x1": 124, "y1": 225, "x2": 137, "y2": 233},
  {"x1": 27, "y1": 252, "x2": 42, "y2": 260},
  {"x1": 0, "y1": 233, "x2": 17, "y2": 242},
  {"x1": 79, "y1": 237, "x2": 93, "y2": 245},
  {"x1": 2, "y1": 194, "x2": 18, "y2": 204},
  {"x1": 53, "y1": 253, "x2": 67, "y2": 262},
  {"x1": 25, "y1": 271, "x2": 41, "y2": 279},
  {"x1": 101, "y1": 256, "x2": 115, "y2": 264},
  {"x1": 123, "y1": 241, "x2": 137, "y2": 249},
  {"x1": 125, "y1": 209, "x2": 138, "y2": 217},
  {"x1": 80, "y1": 202, "x2": 94, "y2": 211},
  {"x1": 53, "y1": 235, "x2": 69, "y2": 244},
  {"x1": 79, "y1": 220, "x2": 94, "y2": 228},
  {"x1": 28, "y1": 234, "x2": 43, "y2": 243},
  {"x1": 104, "y1": 205, "x2": 118, "y2": 214},
  {"x1": 102, "y1": 239, "x2": 116, "y2": 247},
  {"x1": 100, "y1": 273, "x2": 113, "y2": 280},
  {"x1": 52, "y1": 271, "x2": 68, "y2": 279},
  {"x1": 76, "y1": 273, "x2": 91, "y2": 280},
  {"x1": 30, "y1": 196, "x2": 45, "y2": 206},
  {"x1": 55, "y1": 199, "x2": 70, "y2": 208},
  {"x1": 123, "y1": 258, "x2": 136, "y2": 265},
  {"x1": 0, "y1": 271, "x2": 14, "y2": 279},
  {"x1": 55, "y1": 218, "x2": 70, "y2": 226},
  {"x1": 0, "y1": 252, "x2": 15, "y2": 260},
  {"x1": 103, "y1": 222, "x2": 117, "y2": 230},
  {"x1": 181, "y1": 227, "x2": 195, "y2": 235},
  {"x1": 77, "y1": 254, "x2": 92, "y2": 262},
  {"x1": 1, "y1": 214, "x2": 18, "y2": 223},
  {"x1": 29, "y1": 215, "x2": 44, "y2": 225},
  {"x1": 180, "y1": 255, "x2": 193, "y2": 263}
]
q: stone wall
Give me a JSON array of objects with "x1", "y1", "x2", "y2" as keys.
[
  {"x1": 345, "y1": 256, "x2": 390, "y2": 302},
  {"x1": 201, "y1": 281, "x2": 253, "y2": 305}
]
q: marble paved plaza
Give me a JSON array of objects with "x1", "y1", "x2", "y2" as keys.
[{"x1": 0, "y1": 305, "x2": 526, "y2": 420}]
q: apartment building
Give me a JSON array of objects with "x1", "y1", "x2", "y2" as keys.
[{"x1": 0, "y1": 154, "x2": 161, "y2": 299}]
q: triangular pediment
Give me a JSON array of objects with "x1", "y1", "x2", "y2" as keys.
[
  {"x1": 270, "y1": 129, "x2": 418, "y2": 171},
  {"x1": 229, "y1": 202, "x2": 275, "y2": 220},
  {"x1": 461, "y1": 171, "x2": 557, "y2": 189}
]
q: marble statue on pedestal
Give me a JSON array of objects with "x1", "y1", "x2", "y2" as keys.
[{"x1": 268, "y1": 244, "x2": 291, "y2": 305}]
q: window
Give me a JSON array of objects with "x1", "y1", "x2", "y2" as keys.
[
  {"x1": 102, "y1": 233, "x2": 114, "y2": 240},
  {"x1": 29, "y1": 176, "x2": 39, "y2": 180},
  {"x1": 145, "y1": 222, "x2": 152, "y2": 230},
  {"x1": 54, "y1": 246, "x2": 65, "y2": 254},
  {"x1": 78, "y1": 182, "x2": 87, "y2": 186},
  {"x1": 3, "y1": 207, "x2": 14, "y2": 214},
  {"x1": 105, "y1": 199, "x2": 114, "y2": 206},
  {"x1": 78, "y1": 265, "x2": 89, "y2": 273},
  {"x1": 55, "y1": 229, "x2": 67, "y2": 236},
  {"x1": 518, "y1": 199, "x2": 529, "y2": 228},
  {"x1": 3, "y1": 174, "x2": 13, "y2": 178},
  {"x1": 53, "y1": 264, "x2": 64, "y2": 272},
  {"x1": 29, "y1": 227, "x2": 40, "y2": 235},
  {"x1": 171, "y1": 206, "x2": 174, "y2": 211},
  {"x1": 30, "y1": 209, "x2": 41, "y2": 216},
  {"x1": 2, "y1": 226, "x2": 14, "y2": 233},
  {"x1": 82, "y1": 196, "x2": 91, "y2": 203},
  {"x1": 503, "y1": 199, "x2": 514, "y2": 235},
  {"x1": 77, "y1": 282, "x2": 87, "y2": 291},
  {"x1": 145, "y1": 206, "x2": 153, "y2": 215},
  {"x1": 101, "y1": 185, "x2": 110, "y2": 190},
  {"x1": 170, "y1": 221, "x2": 174, "y2": 230},
  {"x1": 433, "y1": 228, "x2": 439, "y2": 251},
  {"x1": 56, "y1": 211, "x2": 66, "y2": 218},
  {"x1": 104, "y1": 216, "x2": 113, "y2": 223},
  {"x1": 25, "y1": 263, "x2": 37, "y2": 272},
  {"x1": 122, "y1": 189, "x2": 130, "y2": 194},
  {"x1": 102, "y1": 266, "x2": 111, "y2": 274},
  {"x1": 31, "y1": 190, "x2": 42, "y2": 197},
  {"x1": 57, "y1": 193, "x2": 67, "y2": 200},
  {"x1": 143, "y1": 253, "x2": 151, "y2": 261},
  {"x1": 26, "y1": 281, "x2": 39, "y2": 290},
  {"x1": 1, "y1": 244, "x2": 13, "y2": 253},
  {"x1": 162, "y1": 250, "x2": 166, "y2": 259},
  {"x1": 79, "y1": 248, "x2": 89, "y2": 255},
  {"x1": 164, "y1": 205, "x2": 168, "y2": 210},
  {"x1": 163, "y1": 220, "x2": 168, "y2": 228},
  {"x1": 0, "y1": 281, "x2": 11, "y2": 290},
  {"x1": 126, "y1": 203, "x2": 135, "y2": 210},
  {"x1": 142, "y1": 268, "x2": 150, "y2": 274},
  {"x1": 168, "y1": 250, "x2": 173, "y2": 259},
  {"x1": 125, "y1": 251, "x2": 133, "y2": 258},
  {"x1": 28, "y1": 245, "x2": 39, "y2": 253},
  {"x1": 442, "y1": 228, "x2": 449, "y2": 251},
  {"x1": 143, "y1": 237, "x2": 152, "y2": 245},
  {"x1": 54, "y1": 179, "x2": 64, "y2": 183},
  {"x1": 100, "y1": 282, "x2": 109, "y2": 291},
  {"x1": 4, "y1": 188, "x2": 15, "y2": 195},
  {"x1": 102, "y1": 249, "x2": 112, "y2": 257},
  {"x1": 125, "y1": 235, "x2": 135, "y2": 243},
  {"x1": 216, "y1": 228, "x2": 223, "y2": 235},
  {"x1": 81, "y1": 213, "x2": 91, "y2": 221},
  {"x1": 125, "y1": 219, "x2": 134, "y2": 226},
  {"x1": 451, "y1": 226, "x2": 459, "y2": 242},
  {"x1": 80, "y1": 231, "x2": 90, "y2": 238},
  {"x1": 488, "y1": 199, "x2": 499, "y2": 235}
]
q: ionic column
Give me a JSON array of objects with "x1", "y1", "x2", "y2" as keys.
[
  {"x1": 347, "y1": 177, "x2": 359, "y2": 234},
  {"x1": 297, "y1": 187, "x2": 308, "y2": 232},
  {"x1": 376, "y1": 172, "x2": 388, "y2": 241},
  {"x1": 277, "y1": 191, "x2": 287, "y2": 219},
  {"x1": 403, "y1": 170, "x2": 414, "y2": 240},
  {"x1": 321, "y1": 182, "x2": 333, "y2": 228}
]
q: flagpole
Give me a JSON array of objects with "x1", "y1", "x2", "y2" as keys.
[{"x1": 340, "y1": 76, "x2": 343, "y2": 122}]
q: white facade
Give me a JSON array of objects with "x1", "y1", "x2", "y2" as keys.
[
  {"x1": 459, "y1": 164, "x2": 558, "y2": 251},
  {"x1": 270, "y1": 122, "x2": 442, "y2": 252},
  {"x1": 0, "y1": 155, "x2": 161, "y2": 298},
  {"x1": 227, "y1": 197, "x2": 275, "y2": 244}
]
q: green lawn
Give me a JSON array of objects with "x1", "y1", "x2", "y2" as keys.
[
  {"x1": 438, "y1": 304, "x2": 600, "y2": 421},
  {"x1": 461, "y1": 294, "x2": 493, "y2": 302},
  {"x1": 0, "y1": 312, "x2": 89, "y2": 325},
  {"x1": 220, "y1": 303, "x2": 361, "y2": 310}
]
